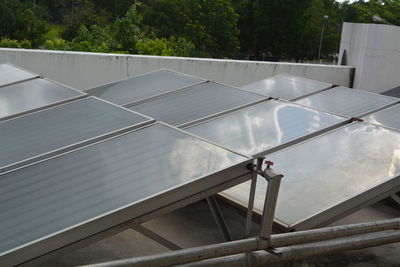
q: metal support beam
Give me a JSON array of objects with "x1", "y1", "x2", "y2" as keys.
[
  {"x1": 207, "y1": 195, "x2": 232, "y2": 242},
  {"x1": 244, "y1": 157, "x2": 264, "y2": 237},
  {"x1": 390, "y1": 194, "x2": 400, "y2": 206},
  {"x1": 259, "y1": 168, "x2": 283, "y2": 239},
  {"x1": 132, "y1": 225, "x2": 182, "y2": 251}
]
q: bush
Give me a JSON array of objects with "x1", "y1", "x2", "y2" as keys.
[{"x1": 0, "y1": 38, "x2": 32, "y2": 49}]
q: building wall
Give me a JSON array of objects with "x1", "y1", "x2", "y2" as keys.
[
  {"x1": 339, "y1": 22, "x2": 400, "y2": 93},
  {"x1": 0, "y1": 48, "x2": 353, "y2": 90}
]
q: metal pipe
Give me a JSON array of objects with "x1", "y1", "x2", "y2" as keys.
[
  {"x1": 271, "y1": 217, "x2": 400, "y2": 247},
  {"x1": 181, "y1": 230, "x2": 400, "y2": 267},
  {"x1": 81, "y1": 238, "x2": 269, "y2": 267},
  {"x1": 244, "y1": 157, "x2": 264, "y2": 237},
  {"x1": 81, "y1": 217, "x2": 400, "y2": 267},
  {"x1": 259, "y1": 168, "x2": 283, "y2": 239}
]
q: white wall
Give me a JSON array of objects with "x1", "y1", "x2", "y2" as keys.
[
  {"x1": 339, "y1": 22, "x2": 400, "y2": 93},
  {"x1": 0, "y1": 48, "x2": 353, "y2": 90}
]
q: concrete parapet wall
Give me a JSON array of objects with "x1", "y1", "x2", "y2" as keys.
[{"x1": 0, "y1": 48, "x2": 353, "y2": 90}]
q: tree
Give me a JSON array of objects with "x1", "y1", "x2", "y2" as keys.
[
  {"x1": 141, "y1": 0, "x2": 240, "y2": 58},
  {"x1": 0, "y1": 0, "x2": 47, "y2": 47},
  {"x1": 112, "y1": 1, "x2": 143, "y2": 53},
  {"x1": 61, "y1": 0, "x2": 110, "y2": 40}
]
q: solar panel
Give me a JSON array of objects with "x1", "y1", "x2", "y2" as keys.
[
  {"x1": 0, "y1": 78, "x2": 86, "y2": 121},
  {"x1": 242, "y1": 73, "x2": 332, "y2": 100},
  {"x1": 0, "y1": 97, "x2": 154, "y2": 173},
  {"x1": 294, "y1": 86, "x2": 399, "y2": 117},
  {"x1": 0, "y1": 123, "x2": 251, "y2": 266},
  {"x1": 363, "y1": 103, "x2": 400, "y2": 131},
  {"x1": 0, "y1": 63, "x2": 39, "y2": 87},
  {"x1": 85, "y1": 69, "x2": 206, "y2": 106},
  {"x1": 129, "y1": 82, "x2": 267, "y2": 127},
  {"x1": 186, "y1": 100, "x2": 348, "y2": 157},
  {"x1": 222, "y1": 122, "x2": 400, "y2": 231}
]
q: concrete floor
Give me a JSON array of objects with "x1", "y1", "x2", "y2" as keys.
[{"x1": 44, "y1": 199, "x2": 400, "y2": 267}]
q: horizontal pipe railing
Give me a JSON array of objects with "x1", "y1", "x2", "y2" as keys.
[
  {"x1": 181, "y1": 230, "x2": 400, "y2": 267},
  {"x1": 81, "y1": 217, "x2": 400, "y2": 267}
]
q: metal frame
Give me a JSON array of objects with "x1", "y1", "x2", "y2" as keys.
[
  {"x1": 206, "y1": 196, "x2": 232, "y2": 241},
  {"x1": 184, "y1": 99, "x2": 353, "y2": 158},
  {"x1": 1, "y1": 122, "x2": 252, "y2": 266},
  {"x1": 123, "y1": 80, "x2": 209, "y2": 108},
  {"x1": 125, "y1": 80, "x2": 271, "y2": 129},
  {"x1": 0, "y1": 77, "x2": 87, "y2": 122},
  {"x1": 295, "y1": 86, "x2": 400, "y2": 118},
  {"x1": 220, "y1": 121, "x2": 400, "y2": 232},
  {"x1": 16, "y1": 172, "x2": 253, "y2": 267},
  {"x1": 0, "y1": 63, "x2": 40, "y2": 88},
  {"x1": 0, "y1": 96, "x2": 155, "y2": 173},
  {"x1": 84, "y1": 68, "x2": 208, "y2": 107},
  {"x1": 177, "y1": 98, "x2": 270, "y2": 129},
  {"x1": 239, "y1": 74, "x2": 334, "y2": 101}
]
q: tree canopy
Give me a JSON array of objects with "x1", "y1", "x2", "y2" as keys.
[{"x1": 0, "y1": 0, "x2": 398, "y2": 60}]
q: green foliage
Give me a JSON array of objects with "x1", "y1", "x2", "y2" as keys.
[
  {"x1": 136, "y1": 36, "x2": 195, "y2": 57},
  {"x1": 2, "y1": 0, "x2": 400, "y2": 60},
  {"x1": 112, "y1": 2, "x2": 143, "y2": 52},
  {"x1": 0, "y1": 0, "x2": 47, "y2": 47},
  {"x1": 62, "y1": 0, "x2": 111, "y2": 40},
  {"x1": 141, "y1": 0, "x2": 240, "y2": 58},
  {"x1": 0, "y1": 38, "x2": 31, "y2": 49}
]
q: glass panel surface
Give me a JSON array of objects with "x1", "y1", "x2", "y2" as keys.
[
  {"x1": 363, "y1": 103, "x2": 400, "y2": 130},
  {"x1": 187, "y1": 100, "x2": 346, "y2": 156},
  {"x1": 86, "y1": 69, "x2": 206, "y2": 106},
  {"x1": 223, "y1": 123, "x2": 400, "y2": 229},
  {"x1": 0, "y1": 97, "x2": 152, "y2": 171},
  {"x1": 0, "y1": 64, "x2": 38, "y2": 87},
  {"x1": 295, "y1": 86, "x2": 399, "y2": 117},
  {"x1": 242, "y1": 73, "x2": 331, "y2": 100},
  {"x1": 0, "y1": 123, "x2": 248, "y2": 257},
  {"x1": 0, "y1": 78, "x2": 85, "y2": 120},
  {"x1": 130, "y1": 82, "x2": 266, "y2": 126}
]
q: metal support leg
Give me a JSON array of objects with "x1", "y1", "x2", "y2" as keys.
[
  {"x1": 244, "y1": 157, "x2": 264, "y2": 237},
  {"x1": 132, "y1": 225, "x2": 182, "y2": 251},
  {"x1": 391, "y1": 193, "x2": 400, "y2": 206},
  {"x1": 207, "y1": 195, "x2": 232, "y2": 241},
  {"x1": 259, "y1": 168, "x2": 283, "y2": 240}
]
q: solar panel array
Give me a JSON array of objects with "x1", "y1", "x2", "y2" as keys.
[
  {"x1": 294, "y1": 86, "x2": 399, "y2": 117},
  {"x1": 242, "y1": 73, "x2": 332, "y2": 100},
  {"x1": 85, "y1": 69, "x2": 206, "y2": 106},
  {"x1": 0, "y1": 63, "x2": 38, "y2": 87},
  {"x1": 2, "y1": 65, "x2": 400, "y2": 265},
  {"x1": 0, "y1": 78, "x2": 86, "y2": 121},
  {"x1": 363, "y1": 103, "x2": 400, "y2": 131},
  {"x1": 129, "y1": 82, "x2": 268, "y2": 127},
  {"x1": 0, "y1": 65, "x2": 253, "y2": 266}
]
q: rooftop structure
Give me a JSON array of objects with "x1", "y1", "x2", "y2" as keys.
[{"x1": 0, "y1": 45, "x2": 400, "y2": 266}]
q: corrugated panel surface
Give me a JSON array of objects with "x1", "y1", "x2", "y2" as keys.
[
  {"x1": 222, "y1": 122, "x2": 400, "y2": 231},
  {"x1": 0, "y1": 123, "x2": 249, "y2": 264},
  {"x1": 242, "y1": 73, "x2": 332, "y2": 100},
  {"x1": 186, "y1": 100, "x2": 347, "y2": 157},
  {"x1": 0, "y1": 78, "x2": 86, "y2": 121},
  {"x1": 129, "y1": 82, "x2": 267, "y2": 127},
  {"x1": 363, "y1": 103, "x2": 400, "y2": 130},
  {"x1": 0, "y1": 97, "x2": 153, "y2": 172},
  {"x1": 86, "y1": 69, "x2": 206, "y2": 106},
  {"x1": 294, "y1": 86, "x2": 399, "y2": 117},
  {"x1": 0, "y1": 64, "x2": 38, "y2": 87}
]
